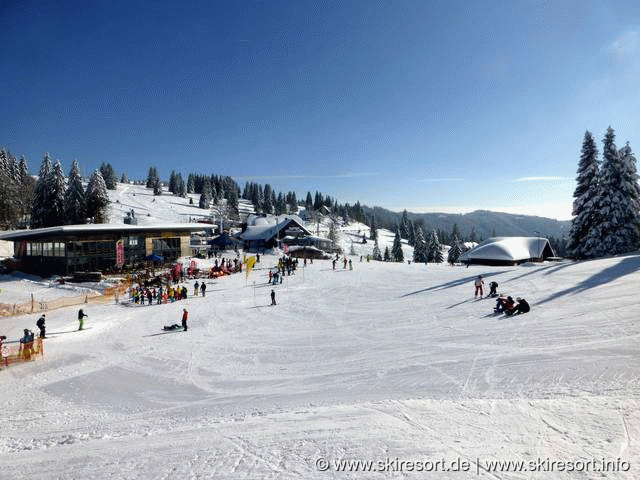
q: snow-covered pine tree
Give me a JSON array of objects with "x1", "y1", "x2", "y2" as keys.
[
  {"x1": 120, "y1": 173, "x2": 129, "y2": 184},
  {"x1": 31, "y1": 153, "x2": 53, "y2": 228},
  {"x1": 199, "y1": 178, "x2": 212, "y2": 209},
  {"x1": 99, "y1": 162, "x2": 117, "y2": 190},
  {"x1": 369, "y1": 214, "x2": 377, "y2": 240},
  {"x1": 0, "y1": 149, "x2": 19, "y2": 228},
  {"x1": 372, "y1": 237, "x2": 382, "y2": 261},
  {"x1": 427, "y1": 230, "x2": 443, "y2": 263},
  {"x1": 588, "y1": 128, "x2": 640, "y2": 257},
  {"x1": 413, "y1": 227, "x2": 427, "y2": 263},
  {"x1": 328, "y1": 220, "x2": 338, "y2": 248},
  {"x1": 383, "y1": 246, "x2": 391, "y2": 262},
  {"x1": 305, "y1": 191, "x2": 313, "y2": 211},
  {"x1": 65, "y1": 160, "x2": 86, "y2": 224},
  {"x1": 400, "y1": 210, "x2": 410, "y2": 240},
  {"x1": 567, "y1": 131, "x2": 600, "y2": 258},
  {"x1": 187, "y1": 174, "x2": 195, "y2": 194},
  {"x1": 85, "y1": 170, "x2": 110, "y2": 223},
  {"x1": 447, "y1": 235, "x2": 462, "y2": 265},
  {"x1": 391, "y1": 228, "x2": 404, "y2": 262},
  {"x1": 153, "y1": 177, "x2": 162, "y2": 195},
  {"x1": 44, "y1": 160, "x2": 66, "y2": 227},
  {"x1": 146, "y1": 166, "x2": 158, "y2": 188}
]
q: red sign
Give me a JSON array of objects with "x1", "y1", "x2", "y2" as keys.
[{"x1": 116, "y1": 240, "x2": 125, "y2": 265}]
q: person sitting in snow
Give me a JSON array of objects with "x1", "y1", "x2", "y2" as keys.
[
  {"x1": 494, "y1": 296, "x2": 515, "y2": 314},
  {"x1": 163, "y1": 324, "x2": 182, "y2": 331},
  {"x1": 505, "y1": 297, "x2": 530, "y2": 316}
]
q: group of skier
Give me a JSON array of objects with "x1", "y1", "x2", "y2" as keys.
[{"x1": 474, "y1": 275, "x2": 530, "y2": 316}]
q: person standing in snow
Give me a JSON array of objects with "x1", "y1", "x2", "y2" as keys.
[
  {"x1": 271, "y1": 289, "x2": 276, "y2": 306},
  {"x1": 78, "y1": 309, "x2": 88, "y2": 330},
  {"x1": 36, "y1": 314, "x2": 46, "y2": 338},
  {"x1": 181, "y1": 308, "x2": 189, "y2": 331},
  {"x1": 194, "y1": 281, "x2": 199, "y2": 296},
  {"x1": 474, "y1": 275, "x2": 484, "y2": 298},
  {"x1": 200, "y1": 282, "x2": 206, "y2": 297}
]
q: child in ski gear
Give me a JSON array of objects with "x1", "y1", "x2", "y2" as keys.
[
  {"x1": 271, "y1": 289, "x2": 276, "y2": 306},
  {"x1": 494, "y1": 296, "x2": 515, "y2": 314},
  {"x1": 505, "y1": 298, "x2": 530, "y2": 316},
  {"x1": 488, "y1": 281, "x2": 498, "y2": 297},
  {"x1": 78, "y1": 309, "x2": 88, "y2": 330},
  {"x1": 181, "y1": 308, "x2": 189, "y2": 331},
  {"x1": 474, "y1": 275, "x2": 484, "y2": 297},
  {"x1": 36, "y1": 314, "x2": 46, "y2": 338}
]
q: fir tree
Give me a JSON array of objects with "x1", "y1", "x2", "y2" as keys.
[
  {"x1": 199, "y1": 178, "x2": 212, "y2": 209},
  {"x1": 391, "y1": 229, "x2": 404, "y2": 262},
  {"x1": 120, "y1": 173, "x2": 129, "y2": 184},
  {"x1": 588, "y1": 128, "x2": 640, "y2": 256},
  {"x1": 413, "y1": 227, "x2": 427, "y2": 263},
  {"x1": 567, "y1": 131, "x2": 600, "y2": 258},
  {"x1": 383, "y1": 246, "x2": 391, "y2": 262},
  {"x1": 31, "y1": 153, "x2": 53, "y2": 228},
  {"x1": 99, "y1": 162, "x2": 117, "y2": 190},
  {"x1": 146, "y1": 166, "x2": 158, "y2": 188},
  {"x1": 305, "y1": 191, "x2": 313, "y2": 211},
  {"x1": 65, "y1": 160, "x2": 86, "y2": 224},
  {"x1": 44, "y1": 160, "x2": 66, "y2": 227},
  {"x1": 372, "y1": 237, "x2": 382, "y2": 261},
  {"x1": 187, "y1": 174, "x2": 195, "y2": 194},
  {"x1": 85, "y1": 170, "x2": 110, "y2": 223},
  {"x1": 447, "y1": 235, "x2": 462, "y2": 265},
  {"x1": 369, "y1": 214, "x2": 378, "y2": 240},
  {"x1": 427, "y1": 230, "x2": 443, "y2": 263},
  {"x1": 328, "y1": 220, "x2": 339, "y2": 248},
  {"x1": 153, "y1": 177, "x2": 162, "y2": 195}
]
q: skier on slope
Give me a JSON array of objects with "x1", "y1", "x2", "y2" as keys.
[
  {"x1": 78, "y1": 309, "x2": 88, "y2": 330},
  {"x1": 181, "y1": 308, "x2": 189, "y2": 331},
  {"x1": 474, "y1": 275, "x2": 484, "y2": 298}
]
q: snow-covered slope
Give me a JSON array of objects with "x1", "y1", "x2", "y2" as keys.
[{"x1": 1, "y1": 253, "x2": 639, "y2": 478}]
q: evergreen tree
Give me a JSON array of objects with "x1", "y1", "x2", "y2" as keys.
[
  {"x1": 372, "y1": 237, "x2": 382, "y2": 261},
  {"x1": 120, "y1": 173, "x2": 129, "y2": 184},
  {"x1": 85, "y1": 170, "x2": 110, "y2": 223},
  {"x1": 99, "y1": 162, "x2": 117, "y2": 190},
  {"x1": 31, "y1": 153, "x2": 53, "y2": 228},
  {"x1": 187, "y1": 174, "x2": 195, "y2": 194},
  {"x1": 451, "y1": 223, "x2": 461, "y2": 242},
  {"x1": 567, "y1": 131, "x2": 600, "y2": 258},
  {"x1": 427, "y1": 230, "x2": 443, "y2": 263},
  {"x1": 328, "y1": 220, "x2": 339, "y2": 248},
  {"x1": 45, "y1": 160, "x2": 66, "y2": 227},
  {"x1": 199, "y1": 178, "x2": 212, "y2": 209},
  {"x1": 413, "y1": 227, "x2": 427, "y2": 263},
  {"x1": 447, "y1": 235, "x2": 462, "y2": 265},
  {"x1": 305, "y1": 191, "x2": 313, "y2": 211},
  {"x1": 383, "y1": 246, "x2": 391, "y2": 262},
  {"x1": 153, "y1": 177, "x2": 162, "y2": 195},
  {"x1": 146, "y1": 166, "x2": 158, "y2": 188},
  {"x1": 65, "y1": 160, "x2": 86, "y2": 224},
  {"x1": 588, "y1": 128, "x2": 640, "y2": 256},
  {"x1": 369, "y1": 214, "x2": 377, "y2": 240},
  {"x1": 391, "y1": 229, "x2": 404, "y2": 262},
  {"x1": 0, "y1": 149, "x2": 20, "y2": 228}
]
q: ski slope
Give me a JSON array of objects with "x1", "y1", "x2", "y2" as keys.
[{"x1": 1, "y1": 251, "x2": 639, "y2": 479}]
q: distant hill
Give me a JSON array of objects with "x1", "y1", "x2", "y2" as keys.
[{"x1": 364, "y1": 206, "x2": 570, "y2": 241}]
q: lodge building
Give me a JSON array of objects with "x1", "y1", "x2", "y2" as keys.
[{"x1": 0, "y1": 224, "x2": 207, "y2": 275}]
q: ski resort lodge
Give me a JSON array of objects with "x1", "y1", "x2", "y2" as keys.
[
  {"x1": 458, "y1": 237, "x2": 556, "y2": 266},
  {"x1": 239, "y1": 214, "x2": 311, "y2": 251},
  {"x1": 0, "y1": 224, "x2": 206, "y2": 275}
]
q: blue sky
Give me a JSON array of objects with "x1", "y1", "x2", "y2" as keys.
[{"x1": 2, "y1": 0, "x2": 639, "y2": 220}]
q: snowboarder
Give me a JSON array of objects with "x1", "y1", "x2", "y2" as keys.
[
  {"x1": 36, "y1": 314, "x2": 46, "y2": 338},
  {"x1": 200, "y1": 282, "x2": 206, "y2": 297},
  {"x1": 271, "y1": 289, "x2": 276, "y2": 306},
  {"x1": 78, "y1": 309, "x2": 88, "y2": 330},
  {"x1": 488, "y1": 281, "x2": 498, "y2": 297},
  {"x1": 181, "y1": 308, "x2": 189, "y2": 331},
  {"x1": 474, "y1": 275, "x2": 484, "y2": 298}
]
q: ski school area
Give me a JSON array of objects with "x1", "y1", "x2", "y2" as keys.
[{"x1": 0, "y1": 252, "x2": 639, "y2": 479}]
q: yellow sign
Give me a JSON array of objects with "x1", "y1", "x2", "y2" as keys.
[{"x1": 245, "y1": 256, "x2": 256, "y2": 279}]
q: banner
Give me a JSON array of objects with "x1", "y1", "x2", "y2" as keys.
[
  {"x1": 245, "y1": 256, "x2": 256, "y2": 279},
  {"x1": 116, "y1": 240, "x2": 125, "y2": 266}
]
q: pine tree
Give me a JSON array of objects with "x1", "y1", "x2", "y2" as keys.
[
  {"x1": 43, "y1": 160, "x2": 67, "y2": 227},
  {"x1": 153, "y1": 177, "x2": 162, "y2": 195},
  {"x1": 383, "y1": 246, "x2": 391, "y2": 262},
  {"x1": 65, "y1": 160, "x2": 86, "y2": 224},
  {"x1": 31, "y1": 153, "x2": 53, "y2": 228},
  {"x1": 588, "y1": 128, "x2": 640, "y2": 256},
  {"x1": 146, "y1": 166, "x2": 158, "y2": 188},
  {"x1": 305, "y1": 191, "x2": 313, "y2": 211},
  {"x1": 187, "y1": 174, "x2": 195, "y2": 194},
  {"x1": 99, "y1": 162, "x2": 117, "y2": 190},
  {"x1": 427, "y1": 230, "x2": 443, "y2": 263},
  {"x1": 413, "y1": 227, "x2": 427, "y2": 263},
  {"x1": 369, "y1": 214, "x2": 377, "y2": 240},
  {"x1": 328, "y1": 220, "x2": 339, "y2": 248},
  {"x1": 391, "y1": 228, "x2": 404, "y2": 262},
  {"x1": 447, "y1": 235, "x2": 462, "y2": 265},
  {"x1": 372, "y1": 237, "x2": 382, "y2": 261},
  {"x1": 567, "y1": 131, "x2": 600, "y2": 258},
  {"x1": 120, "y1": 173, "x2": 129, "y2": 184},
  {"x1": 199, "y1": 178, "x2": 212, "y2": 209},
  {"x1": 85, "y1": 170, "x2": 110, "y2": 223}
]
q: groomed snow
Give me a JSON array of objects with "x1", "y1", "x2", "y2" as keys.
[{"x1": 1, "y1": 252, "x2": 639, "y2": 479}]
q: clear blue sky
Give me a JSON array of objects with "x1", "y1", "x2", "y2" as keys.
[{"x1": 2, "y1": 0, "x2": 639, "y2": 220}]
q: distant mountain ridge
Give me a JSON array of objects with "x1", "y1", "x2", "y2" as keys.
[{"x1": 364, "y1": 206, "x2": 570, "y2": 240}]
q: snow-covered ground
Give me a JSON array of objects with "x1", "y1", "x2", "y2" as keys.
[{"x1": 1, "y1": 252, "x2": 639, "y2": 479}]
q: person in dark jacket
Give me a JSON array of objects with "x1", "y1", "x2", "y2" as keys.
[
  {"x1": 36, "y1": 314, "x2": 46, "y2": 338},
  {"x1": 271, "y1": 289, "x2": 276, "y2": 306},
  {"x1": 78, "y1": 309, "x2": 88, "y2": 330},
  {"x1": 200, "y1": 282, "x2": 206, "y2": 297},
  {"x1": 506, "y1": 298, "x2": 530, "y2": 315}
]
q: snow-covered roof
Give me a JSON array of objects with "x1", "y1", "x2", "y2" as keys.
[
  {"x1": 240, "y1": 215, "x2": 310, "y2": 242},
  {"x1": 458, "y1": 237, "x2": 555, "y2": 264},
  {"x1": 0, "y1": 223, "x2": 207, "y2": 241}
]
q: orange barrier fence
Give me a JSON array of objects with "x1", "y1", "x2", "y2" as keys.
[
  {"x1": 1, "y1": 337, "x2": 44, "y2": 369},
  {"x1": 0, "y1": 281, "x2": 131, "y2": 318}
]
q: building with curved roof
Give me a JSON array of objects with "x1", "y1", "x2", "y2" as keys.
[{"x1": 458, "y1": 237, "x2": 556, "y2": 266}]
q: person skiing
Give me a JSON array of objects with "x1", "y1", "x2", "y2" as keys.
[
  {"x1": 200, "y1": 282, "x2": 206, "y2": 297},
  {"x1": 36, "y1": 314, "x2": 46, "y2": 338},
  {"x1": 181, "y1": 308, "x2": 189, "y2": 331},
  {"x1": 271, "y1": 289, "x2": 276, "y2": 306},
  {"x1": 488, "y1": 281, "x2": 498, "y2": 297},
  {"x1": 194, "y1": 281, "x2": 199, "y2": 296},
  {"x1": 78, "y1": 309, "x2": 88, "y2": 330},
  {"x1": 474, "y1": 275, "x2": 484, "y2": 298}
]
